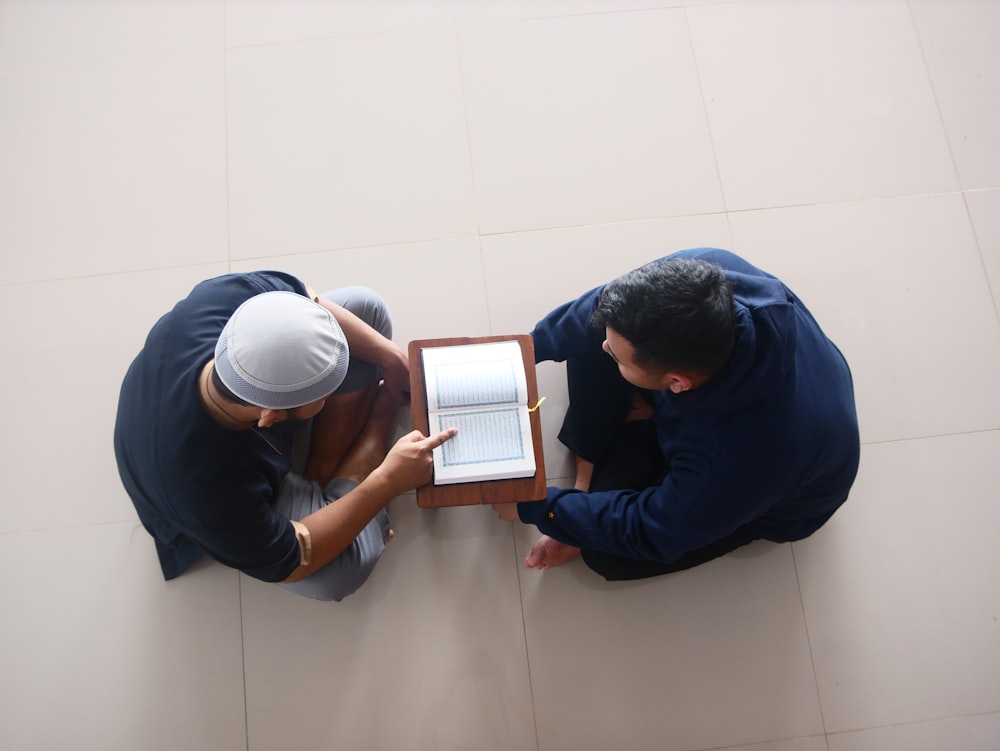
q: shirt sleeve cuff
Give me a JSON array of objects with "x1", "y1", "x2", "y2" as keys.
[{"x1": 517, "y1": 499, "x2": 549, "y2": 525}]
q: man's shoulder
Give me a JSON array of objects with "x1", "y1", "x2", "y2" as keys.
[
  {"x1": 664, "y1": 248, "x2": 772, "y2": 278},
  {"x1": 185, "y1": 271, "x2": 307, "y2": 306}
]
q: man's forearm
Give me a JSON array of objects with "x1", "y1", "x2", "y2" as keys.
[
  {"x1": 281, "y1": 469, "x2": 400, "y2": 583},
  {"x1": 314, "y1": 295, "x2": 410, "y2": 404},
  {"x1": 315, "y1": 297, "x2": 398, "y2": 368}
]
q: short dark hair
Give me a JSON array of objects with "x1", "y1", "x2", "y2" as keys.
[{"x1": 590, "y1": 257, "x2": 736, "y2": 376}]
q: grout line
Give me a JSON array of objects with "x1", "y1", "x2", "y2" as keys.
[
  {"x1": 0, "y1": 259, "x2": 232, "y2": 289},
  {"x1": 790, "y1": 543, "x2": 830, "y2": 743},
  {"x1": 227, "y1": 10, "x2": 247, "y2": 748},
  {"x1": 960, "y1": 190, "x2": 1000, "y2": 328},
  {"x1": 681, "y1": 3, "x2": 730, "y2": 217},
  {"x1": 476, "y1": 233, "x2": 494, "y2": 335},
  {"x1": 904, "y1": 0, "x2": 965, "y2": 192},
  {"x1": 824, "y1": 709, "x2": 1000, "y2": 739},
  {"x1": 0, "y1": 47, "x2": 218, "y2": 77},
  {"x1": 450, "y1": 14, "x2": 494, "y2": 333},
  {"x1": 859, "y1": 426, "x2": 1000, "y2": 448},
  {"x1": 694, "y1": 735, "x2": 828, "y2": 751},
  {"x1": 219, "y1": 190, "x2": 988, "y2": 255},
  {"x1": 902, "y1": 3, "x2": 1000, "y2": 334},
  {"x1": 4, "y1": 189, "x2": 993, "y2": 290},
  {"x1": 0, "y1": 519, "x2": 147, "y2": 539},
  {"x1": 238, "y1": 573, "x2": 251, "y2": 751},
  {"x1": 223, "y1": 0, "x2": 233, "y2": 273},
  {"x1": 508, "y1": 523, "x2": 542, "y2": 751}
]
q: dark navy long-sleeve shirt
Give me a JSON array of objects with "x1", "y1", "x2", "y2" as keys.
[{"x1": 519, "y1": 249, "x2": 860, "y2": 563}]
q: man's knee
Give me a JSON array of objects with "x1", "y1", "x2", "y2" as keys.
[
  {"x1": 279, "y1": 510, "x2": 389, "y2": 601},
  {"x1": 279, "y1": 540, "x2": 382, "y2": 601},
  {"x1": 321, "y1": 286, "x2": 392, "y2": 339}
]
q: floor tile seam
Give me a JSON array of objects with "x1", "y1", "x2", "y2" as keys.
[
  {"x1": 478, "y1": 235, "x2": 500, "y2": 334},
  {"x1": 690, "y1": 731, "x2": 829, "y2": 751},
  {"x1": 823, "y1": 708, "x2": 1000, "y2": 738},
  {"x1": 790, "y1": 544, "x2": 830, "y2": 739},
  {"x1": 451, "y1": 14, "x2": 499, "y2": 334},
  {"x1": 719, "y1": 190, "x2": 973, "y2": 217},
  {"x1": 0, "y1": 259, "x2": 230, "y2": 289},
  {"x1": 224, "y1": 0, "x2": 234, "y2": 275},
  {"x1": 2, "y1": 181, "x2": 976, "y2": 284},
  {"x1": 473, "y1": 190, "x2": 974, "y2": 238},
  {"x1": 679, "y1": 0, "x2": 741, "y2": 251},
  {"x1": 3, "y1": 180, "x2": 979, "y2": 288},
  {"x1": 0, "y1": 208, "x2": 738, "y2": 284},
  {"x1": 508, "y1": 522, "x2": 542, "y2": 751},
  {"x1": 238, "y1": 574, "x2": 250, "y2": 751},
  {"x1": 681, "y1": 3, "x2": 730, "y2": 216},
  {"x1": 228, "y1": 11, "x2": 248, "y2": 748},
  {"x1": 960, "y1": 191, "x2": 1000, "y2": 328},
  {"x1": 860, "y1": 427, "x2": 1000, "y2": 448},
  {"x1": 0, "y1": 46, "x2": 225, "y2": 78},
  {"x1": 0, "y1": 519, "x2": 142, "y2": 538},
  {"x1": 904, "y1": 0, "x2": 966, "y2": 191},
  {"x1": 220, "y1": 212, "x2": 725, "y2": 263},
  {"x1": 451, "y1": 14, "x2": 483, "y2": 242}
]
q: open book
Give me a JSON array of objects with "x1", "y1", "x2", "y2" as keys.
[{"x1": 421, "y1": 340, "x2": 535, "y2": 484}]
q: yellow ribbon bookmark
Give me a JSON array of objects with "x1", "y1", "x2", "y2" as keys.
[{"x1": 528, "y1": 396, "x2": 547, "y2": 413}]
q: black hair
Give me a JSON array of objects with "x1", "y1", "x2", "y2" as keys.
[
  {"x1": 590, "y1": 257, "x2": 736, "y2": 376},
  {"x1": 210, "y1": 364, "x2": 254, "y2": 407}
]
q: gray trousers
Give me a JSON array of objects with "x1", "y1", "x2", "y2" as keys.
[{"x1": 275, "y1": 286, "x2": 393, "y2": 601}]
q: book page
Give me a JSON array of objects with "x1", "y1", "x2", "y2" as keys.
[
  {"x1": 421, "y1": 341, "x2": 527, "y2": 413},
  {"x1": 420, "y1": 340, "x2": 536, "y2": 485},
  {"x1": 434, "y1": 408, "x2": 526, "y2": 464},
  {"x1": 430, "y1": 406, "x2": 535, "y2": 484}
]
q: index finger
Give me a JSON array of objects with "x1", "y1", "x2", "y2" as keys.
[{"x1": 422, "y1": 427, "x2": 458, "y2": 450}]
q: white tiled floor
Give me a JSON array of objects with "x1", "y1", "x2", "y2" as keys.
[{"x1": 1, "y1": 1, "x2": 997, "y2": 750}]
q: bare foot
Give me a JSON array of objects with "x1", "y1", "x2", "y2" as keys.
[
  {"x1": 387, "y1": 529, "x2": 395, "y2": 544},
  {"x1": 524, "y1": 534, "x2": 581, "y2": 569}
]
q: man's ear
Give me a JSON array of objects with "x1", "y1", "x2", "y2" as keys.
[
  {"x1": 663, "y1": 373, "x2": 693, "y2": 394},
  {"x1": 257, "y1": 408, "x2": 284, "y2": 428}
]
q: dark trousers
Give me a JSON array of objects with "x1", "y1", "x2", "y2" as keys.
[{"x1": 580, "y1": 420, "x2": 761, "y2": 582}]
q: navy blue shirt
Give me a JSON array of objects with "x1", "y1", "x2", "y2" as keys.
[
  {"x1": 114, "y1": 272, "x2": 308, "y2": 581},
  {"x1": 521, "y1": 249, "x2": 861, "y2": 563}
]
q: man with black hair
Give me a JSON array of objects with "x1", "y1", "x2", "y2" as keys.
[{"x1": 494, "y1": 249, "x2": 860, "y2": 581}]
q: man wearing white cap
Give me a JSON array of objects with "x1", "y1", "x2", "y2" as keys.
[{"x1": 114, "y1": 271, "x2": 455, "y2": 600}]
